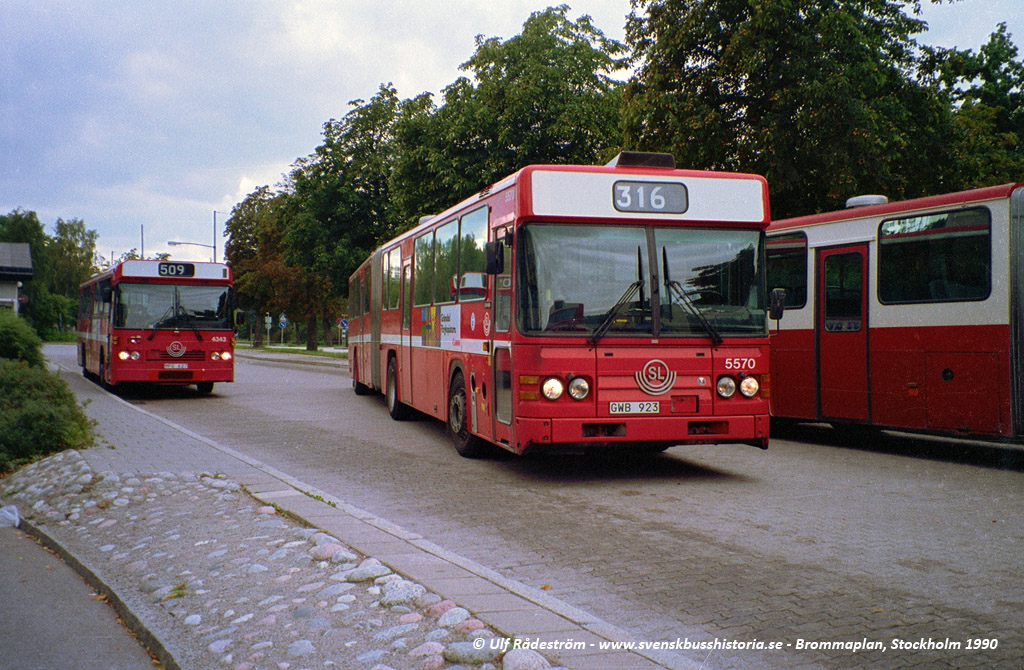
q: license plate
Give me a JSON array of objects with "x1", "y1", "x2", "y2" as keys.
[
  {"x1": 163, "y1": 363, "x2": 188, "y2": 369},
  {"x1": 609, "y1": 401, "x2": 660, "y2": 415}
]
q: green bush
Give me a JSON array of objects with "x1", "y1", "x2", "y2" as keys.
[
  {"x1": 0, "y1": 308, "x2": 44, "y2": 367},
  {"x1": 0, "y1": 359, "x2": 95, "y2": 473}
]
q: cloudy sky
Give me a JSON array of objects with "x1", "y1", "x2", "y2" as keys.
[{"x1": 2, "y1": 1, "x2": 1020, "y2": 263}]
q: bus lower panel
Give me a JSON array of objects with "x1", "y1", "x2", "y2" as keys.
[
  {"x1": 514, "y1": 414, "x2": 769, "y2": 452},
  {"x1": 111, "y1": 366, "x2": 234, "y2": 385}
]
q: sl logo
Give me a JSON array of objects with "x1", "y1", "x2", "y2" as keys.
[
  {"x1": 636, "y1": 359, "x2": 675, "y2": 396},
  {"x1": 167, "y1": 341, "x2": 186, "y2": 358}
]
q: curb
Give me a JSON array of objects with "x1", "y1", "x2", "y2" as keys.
[{"x1": 19, "y1": 518, "x2": 183, "y2": 670}]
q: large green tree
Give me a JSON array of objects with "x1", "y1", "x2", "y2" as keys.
[
  {"x1": 390, "y1": 5, "x2": 628, "y2": 224},
  {"x1": 921, "y1": 23, "x2": 1024, "y2": 187},
  {"x1": 1, "y1": 209, "x2": 98, "y2": 334},
  {"x1": 623, "y1": 0, "x2": 956, "y2": 218}
]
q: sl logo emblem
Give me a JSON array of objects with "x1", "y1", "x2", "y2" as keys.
[
  {"x1": 167, "y1": 341, "x2": 186, "y2": 358},
  {"x1": 636, "y1": 359, "x2": 675, "y2": 396}
]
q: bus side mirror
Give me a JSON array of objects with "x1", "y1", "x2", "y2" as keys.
[
  {"x1": 485, "y1": 240, "x2": 504, "y2": 275},
  {"x1": 769, "y1": 288, "x2": 787, "y2": 321},
  {"x1": 101, "y1": 286, "x2": 113, "y2": 303}
]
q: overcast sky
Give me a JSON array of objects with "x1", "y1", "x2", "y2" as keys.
[{"x1": 2, "y1": 1, "x2": 1020, "y2": 263}]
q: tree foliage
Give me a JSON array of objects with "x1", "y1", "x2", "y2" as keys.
[
  {"x1": 1, "y1": 209, "x2": 99, "y2": 335},
  {"x1": 921, "y1": 22, "x2": 1024, "y2": 187},
  {"x1": 623, "y1": 0, "x2": 962, "y2": 218}
]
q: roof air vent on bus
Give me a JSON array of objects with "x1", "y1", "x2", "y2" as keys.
[
  {"x1": 605, "y1": 152, "x2": 676, "y2": 169},
  {"x1": 845, "y1": 194, "x2": 888, "y2": 208}
]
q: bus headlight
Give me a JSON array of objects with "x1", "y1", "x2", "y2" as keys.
[
  {"x1": 131, "y1": 351, "x2": 140, "y2": 361},
  {"x1": 542, "y1": 377, "x2": 564, "y2": 400},
  {"x1": 739, "y1": 376, "x2": 760, "y2": 398},
  {"x1": 221, "y1": 351, "x2": 232, "y2": 361},
  {"x1": 717, "y1": 376, "x2": 737, "y2": 398},
  {"x1": 568, "y1": 376, "x2": 590, "y2": 400}
]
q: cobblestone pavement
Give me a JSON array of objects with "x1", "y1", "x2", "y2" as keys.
[
  {"x1": 39, "y1": 345, "x2": 1024, "y2": 669},
  {"x1": 2, "y1": 452, "x2": 559, "y2": 670}
]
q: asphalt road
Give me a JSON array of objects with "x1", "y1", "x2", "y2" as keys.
[{"x1": 51, "y1": 345, "x2": 1024, "y2": 669}]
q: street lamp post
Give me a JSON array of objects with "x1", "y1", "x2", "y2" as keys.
[{"x1": 167, "y1": 240, "x2": 215, "y2": 261}]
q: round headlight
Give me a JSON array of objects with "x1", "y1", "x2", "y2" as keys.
[
  {"x1": 118, "y1": 350, "x2": 130, "y2": 361},
  {"x1": 130, "y1": 351, "x2": 141, "y2": 361},
  {"x1": 211, "y1": 352, "x2": 221, "y2": 361},
  {"x1": 717, "y1": 376, "x2": 737, "y2": 398},
  {"x1": 221, "y1": 351, "x2": 232, "y2": 361},
  {"x1": 739, "y1": 376, "x2": 760, "y2": 398},
  {"x1": 542, "y1": 377, "x2": 564, "y2": 400},
  {"x1": 568, "y1": 376, "x2": 590, "y2": 400}
]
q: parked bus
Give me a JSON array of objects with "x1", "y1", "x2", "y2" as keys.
[
  {"x1": 349, "y1": 152, "x2": 773, "y2": 457},
  {"x1": 77, "y1": 259, "x2": 235, "y2": 394},
  {"x1": 767, "y1": 184, "x2": 1024, "y2": 440}
]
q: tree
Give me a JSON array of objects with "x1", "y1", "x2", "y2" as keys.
[
  {"x1": 48, "y1": 218, "x2": 98, "y2": 298},
  {"x1": 281, "y1": 84, "x2": 403, "y2": 349},
  {"x1": 921, "y1": 23, "x2": 1024, "y2": 187},
  {"x1": 623, "y1": 0, "x2": 956, "y2": 218},
  {"x1": 390, "y1": 5, "x2": 628, "y2": 224}
]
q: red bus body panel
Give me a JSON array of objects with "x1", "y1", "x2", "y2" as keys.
[{"x1": 768, "y1": 184, "x2": 1024, "y2": 440}]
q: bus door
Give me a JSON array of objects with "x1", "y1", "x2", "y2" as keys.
[
  {"x1": 490, "y1": 247, "x2": 514, "y2": 448},
  {"x1": 401, "y1": 262, "x2": 413, "y2": 406},
  {"x1": 817, "y1": 245, "x2": 870, "y2": 421}
]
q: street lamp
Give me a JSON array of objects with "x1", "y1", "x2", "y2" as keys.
[{"x1": 168, "y1": 240, "x2": 215, "y2": 262}]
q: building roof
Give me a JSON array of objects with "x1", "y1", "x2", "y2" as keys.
[{"x1": 0, "y1": 242, "x2": 34, "y2": 280}]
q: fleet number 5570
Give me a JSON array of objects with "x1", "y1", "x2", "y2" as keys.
[{"x1": 724, "y1": 358, "x2": 756, "y2": 370}]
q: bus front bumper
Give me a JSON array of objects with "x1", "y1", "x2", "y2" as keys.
[{"x1": 513, "y1": 414, "x2": 770, "y2": 453}]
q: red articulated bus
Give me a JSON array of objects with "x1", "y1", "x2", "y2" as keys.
[
  {"x1": 348, "y1": 152, "x2": 773, "y2": 457},
  {"x1": 77, "y1": 259, "x2": 235, "y2": 394},
  {"x1": 767, "y1": 184, "x2": 1024, "y2": 440}
]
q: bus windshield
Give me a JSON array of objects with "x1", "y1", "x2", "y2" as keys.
[
  {"x1": 114, "y1": 283, "x2": 233, "y2": 330},
  {"x1": 516, "y1": 223, "x2": 765, "y2": 339}
]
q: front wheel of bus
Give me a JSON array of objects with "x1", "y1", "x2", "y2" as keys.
[
  {"x1": 448, "y1": 372, "x2": 488, "y2": 458},
  {"x1": 386, "y1": 358, "x2": 411, "y2": 421},
  {"x1": 196, "y1": 381, "x2": 214, "y2": 395}
]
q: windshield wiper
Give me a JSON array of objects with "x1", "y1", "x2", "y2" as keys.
[
  {"x1": 588, "y1": 247, "x2": 645, "y2": 348},
  {"x1": 661, "y1": 247, "x2": 723, "y2": 347}
]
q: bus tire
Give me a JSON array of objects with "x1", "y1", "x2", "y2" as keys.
[
  {"x1": 386, "y1": 357, "x2": 411, "y2": 421},
  {"x1": 448, "y1": 372, "x2": 489, "y2": 458},
  {"x1": 196, "y1": 381, "x2": 214, "y2": 395}
]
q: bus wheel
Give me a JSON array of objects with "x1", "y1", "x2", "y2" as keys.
[
  {"x1": 386, "y1": 358, "x2": 411, "y2": 420},
  {"x1": 448, "y1": 372, "x2": 488, "y2": 458},
  {"x1": 196, "y1": 381, "x2": 214, "y2": 395}
]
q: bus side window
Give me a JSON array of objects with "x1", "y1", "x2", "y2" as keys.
[
  {"x1": 766, "y1": 233, "x2": 808, "y2": 309},
  {"x1": 458, "y1": 208, "x2": 488, "y2": 302}
]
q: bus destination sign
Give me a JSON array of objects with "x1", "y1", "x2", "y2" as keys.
[{"x1": 158, "y1": 262, "x2": 196, "y2": 277}]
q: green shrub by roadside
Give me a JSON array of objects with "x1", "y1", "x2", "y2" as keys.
[
  {"x1": 0, "y1": 359, "x2": 95, "y2": 474},
  {"x1": 0, "y1": 308, "x2": 45, "y2": 367}
]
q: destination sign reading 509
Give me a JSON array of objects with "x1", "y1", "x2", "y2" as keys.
[{"x1": 158, "y1": 262, "x2": 196, "y2": 277}]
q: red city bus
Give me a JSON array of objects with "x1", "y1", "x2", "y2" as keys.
[
  {"x1": 349, "y1": 153, "x2": 773, "y2": 457},
  {"x1": 77, "y1": 259, "x2": 235, "y2": 394},
  {"x1": 766, "y1": 183, "x2": 1024, "y2": 440}
]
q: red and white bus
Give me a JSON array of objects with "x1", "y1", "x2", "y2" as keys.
[
  {"x1": 767, "y1": 183, "x2": 1024, "y2": 440},
  {"x1": 77, "y1": 260, "x2": 235, "y2": 394},
  {"x1": 348, "y1": 153, "x2": 773, "y2": 457}
]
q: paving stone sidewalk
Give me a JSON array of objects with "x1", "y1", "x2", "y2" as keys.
[{"x1": 0, "y1": 357, "x2": 687, "y2": 670}]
